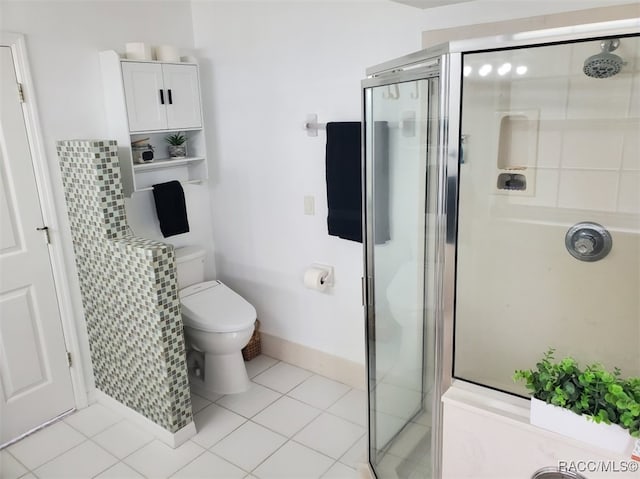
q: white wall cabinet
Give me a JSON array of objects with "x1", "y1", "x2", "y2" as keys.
[
  {"x1": 100, "y1": 50, "x2": 208, "y2": 196},
  {"x1": 122, "y1": 62, "x2": 202, "y2": 132}
]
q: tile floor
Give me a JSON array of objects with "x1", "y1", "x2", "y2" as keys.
[{"x1": 1, "y1": 356, "x2": 367, "y2": 479}]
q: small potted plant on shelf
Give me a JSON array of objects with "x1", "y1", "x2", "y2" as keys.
[
  {"x1": 165, "y1": 133, "x2": 187, "y2": 158},
  {"x1": 514, "y1": 349, "x2": 640, "y2": 454}
]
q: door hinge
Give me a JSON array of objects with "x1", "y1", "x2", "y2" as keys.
[
  {"x1": 17, "y1": 83, "x2": 25, "y2": 103},
  {"x1": 67, "y1": 351, "x2": 72, "y2": 367}
]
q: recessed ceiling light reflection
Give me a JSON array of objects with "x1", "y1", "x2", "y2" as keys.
[
  {"x1": 516, "y1": 65, "x2": 528, "y2": 75},
  {"x1": 463, "y1": 65, "x2": 472, "y2": 77},
  {"x1": 479, "y1": 64, "x2": 492, "y2": 77},
  {"x1": 498, "y1": 63, "x2": 512, "y2": 76}
]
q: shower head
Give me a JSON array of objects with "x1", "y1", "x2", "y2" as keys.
[{"x1": 583, "y1": 39, "x2": 625, "y2": 79}]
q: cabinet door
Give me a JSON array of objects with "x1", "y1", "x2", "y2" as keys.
[
  {"x1": 163, "y1": 64, "x2": 202, "y2": 130},
  {"x1": 122, "y1": 62, "x2": 167, "y2": 132}
]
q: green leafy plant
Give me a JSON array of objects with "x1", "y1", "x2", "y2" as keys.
[
  {"x1": 514, "y1": 348, "x2": 640, "y2": 437},
  {"x1": 165, "y1": 133, "x2": 186, "y2": 146}
]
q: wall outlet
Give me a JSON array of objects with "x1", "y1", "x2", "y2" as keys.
[{"x1": 304, "y1": 195, "x2": 315, "y2": 215}]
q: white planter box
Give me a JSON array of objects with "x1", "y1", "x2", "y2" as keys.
[{"x1": 530, "y1": 397, "x2": 632, "y2": 454}]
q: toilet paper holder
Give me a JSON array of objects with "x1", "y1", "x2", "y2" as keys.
[{"x1": 305, "y1": 263, "x2": 334, "y2": 289}]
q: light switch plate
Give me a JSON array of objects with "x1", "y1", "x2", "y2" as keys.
[{"x1": 304, "y1": 195, "x2": 315, "y2": 215}]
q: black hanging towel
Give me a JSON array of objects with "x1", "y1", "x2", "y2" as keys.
[
  {"x1": 152, "y1": 181, "x2": 190, "y2": 237},
  {"x1": 325, "y1": 121, "x2": 390, "y2": 244},
  {"x1": 325, "y1": 122, "x2": 362, "y2": 243}
]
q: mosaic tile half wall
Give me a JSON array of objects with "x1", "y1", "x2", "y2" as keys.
[{"x1": 57, "y1": 140, "x2": 192, "y2": 434}]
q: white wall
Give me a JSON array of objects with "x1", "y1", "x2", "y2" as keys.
[
  {"x1": 0, "y1": 1, "x2": 203, "y2": 390},
  {"x1": 190, "y1": 1, "x2": 431, "y2": 364}
]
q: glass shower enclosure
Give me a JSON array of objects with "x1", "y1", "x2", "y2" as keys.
[{"x1": 363, "y1": 19, "x2": 639, "y2": 479}]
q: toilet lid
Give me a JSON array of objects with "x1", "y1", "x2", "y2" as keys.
[{"x1": 180, "y1": 280, "x2": 256, "y2": 333}]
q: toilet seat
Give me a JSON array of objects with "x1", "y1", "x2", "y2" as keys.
[{"x1": 180, "y1": 280, "x2": 256, "y2": 333}]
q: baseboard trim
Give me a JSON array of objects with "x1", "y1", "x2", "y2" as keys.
[
  {"x1": 260, "y1": 333, "x2": 366, "y2": 390},
  {"x1": 94, "y1": 390, "x2": 196, "y2": 448}
]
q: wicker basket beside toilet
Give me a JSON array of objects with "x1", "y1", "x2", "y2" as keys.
[{"x1": 242, "y1": 320, "x2": 261, "y2": 361}]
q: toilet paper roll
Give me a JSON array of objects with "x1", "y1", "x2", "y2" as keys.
[
  {"x1": 155, "y1": 45, "x2": 180, "y2": 62},
  {"x1": 304, "y1": 268, "x2": 329, "y2": 292},
  {"x1": 125, "y1": 42, "x2": 153, "y2": 60}
]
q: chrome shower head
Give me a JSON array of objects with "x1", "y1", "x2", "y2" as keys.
[{"x1": 583, "y1": 39, "x2": 624, "y2": 79}]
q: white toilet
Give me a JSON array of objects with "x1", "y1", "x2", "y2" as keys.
[{"x1": 175, "y1": 246, "x2": 257, "y2": 395}]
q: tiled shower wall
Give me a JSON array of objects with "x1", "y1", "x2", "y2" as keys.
[
  {"x1": 455, "y1": 36, "x2": 640, "y2": 393},
  {"x1": 57, "y1": 140, "x2": 192, "y2": 433}
]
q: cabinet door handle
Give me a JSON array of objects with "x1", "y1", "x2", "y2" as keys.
[
  {"x1": 167, "y1": 89, "x2": 173, "y2": 104},
  {"x1": 159, "y1": 89, "x2": 165, "y2": 105}
]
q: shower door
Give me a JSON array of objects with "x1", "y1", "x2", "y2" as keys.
[{"x1": 363, "y1": 58, "x2": 443, "y2": 479}]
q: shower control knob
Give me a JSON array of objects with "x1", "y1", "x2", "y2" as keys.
[
  {"x1": 574, "y1": 233, "x2": 596, "y2": 255},
  {"x1": 565, "y1": 222, "x2": 612, "y2": 262}
]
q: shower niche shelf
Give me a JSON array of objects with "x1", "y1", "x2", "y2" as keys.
[{"x1": 494, "y1": 110, "x2": 539, "y2": 197}]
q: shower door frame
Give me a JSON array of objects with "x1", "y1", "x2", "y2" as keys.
[
  {"x1": 362, "y1": 17, "x2": 639, "y2": 479},
  {"x1": 361, "y1": 45, "x2": 455, "y2": 479}
]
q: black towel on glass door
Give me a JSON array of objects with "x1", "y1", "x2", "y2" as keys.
[
  {"x1": 152, "y1": 180, "x2": 190, "y2": 237},
  {"x1": 325, "y1": 121, "x2": 389, "y2": 244}
]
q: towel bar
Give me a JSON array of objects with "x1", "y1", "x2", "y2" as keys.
[
  {"x1": 304, "y1": 113, "x2": 326, "y2": 137},
  {"x1": 137, "y1": 179, "x2": 204, "y2": 193}
]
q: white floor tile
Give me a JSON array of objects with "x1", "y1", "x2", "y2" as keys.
[
  {"x1": 252, "y1": 362, "x2": 312, "y2": 394},
  {"x1": 92, "y1": 420, "x2": 154, "y2": 459},
  {"x1": 253, "y1": 441, "x2": 333, "y2": 479},
  {"x1": 211, "y1": 421, "x2": 286, "y2": 471},
  {"x1": 294, "y1": 413, "x2": 365, "y2": 459},
  {"x1": 338, "y1": 435, "x2": 367, "y2": 469},
  {"x1": 171, "y1": 451, "x2": 246, "y2": 479},
  {"x1": 412, "y1": 410, "x2": 432, "y2": 427},
  {"x1": 123, "y1": 440, "x2": 204, "y2": 479},
  {"x1": 387, "y1": 422, "x2": 430, "y2": 465},
  {"x1": 33, "y1": 440, "x2": 118, "y2": 478},
  {"x1": 1, "y1": 450, "x2": 27, "y2": 479},
  {"x1": 190, "y1": 385, "x2": 223, "y2": 403},
  {"x1": 190, "y1": 393, "x2": 212, "y2": 414},
  {"x1": 288, "y1": 375, "x2": 350, "y2": 410},
  {"x1": 191, "y1": 403, "x2": 246, "y2": 449},
  {"x1": 7, "y1": 421, "x2": 86, "y2": 470},
  {"x1": 64, "y1": 403, "x2": 122, "y2": 437},
  {"x1": 245, "y1": 355, "x2": 278, "y2": 379},
  {"x1": 327, "y1": 389, "x2": 367, "y2": 426},
  {"x1": 321, "y1": 461, "x2": 357, "y2": 479},
  {"x1": 216, "y1": 383, "x2": 281, "y2": 418},
  {"x1": 95, "y1": 462, "x2": 144, "y2": 478},
  {"x1": 253, "y1": 396, "x2": 321, "y2": 437}
]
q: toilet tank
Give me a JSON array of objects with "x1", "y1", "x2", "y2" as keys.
[{"x1": 174, "y1": 246, "x2": 206, "y2": 289}]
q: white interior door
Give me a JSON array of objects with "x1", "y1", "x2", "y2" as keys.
[
  {"x1": 163, "y1": 64, "x2": 202, "y2": 130},
  {"x1": 122, "y1": 61, "x2": 167, "y2": 132},
  {"x1": 0, "y1": 46, "x2": 74, "y2": 446}
]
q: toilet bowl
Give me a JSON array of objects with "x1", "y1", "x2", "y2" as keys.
[
  {"x1": 175, "y1": 247, "x2": 257, "y2": 395},
  {"x1": 181, "y1": 280, "x2": 256, "y2": 394}
]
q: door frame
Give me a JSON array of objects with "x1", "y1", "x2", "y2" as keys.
[{"x1": 1, "y1": 32, "x2": 88, "y2": 409}]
